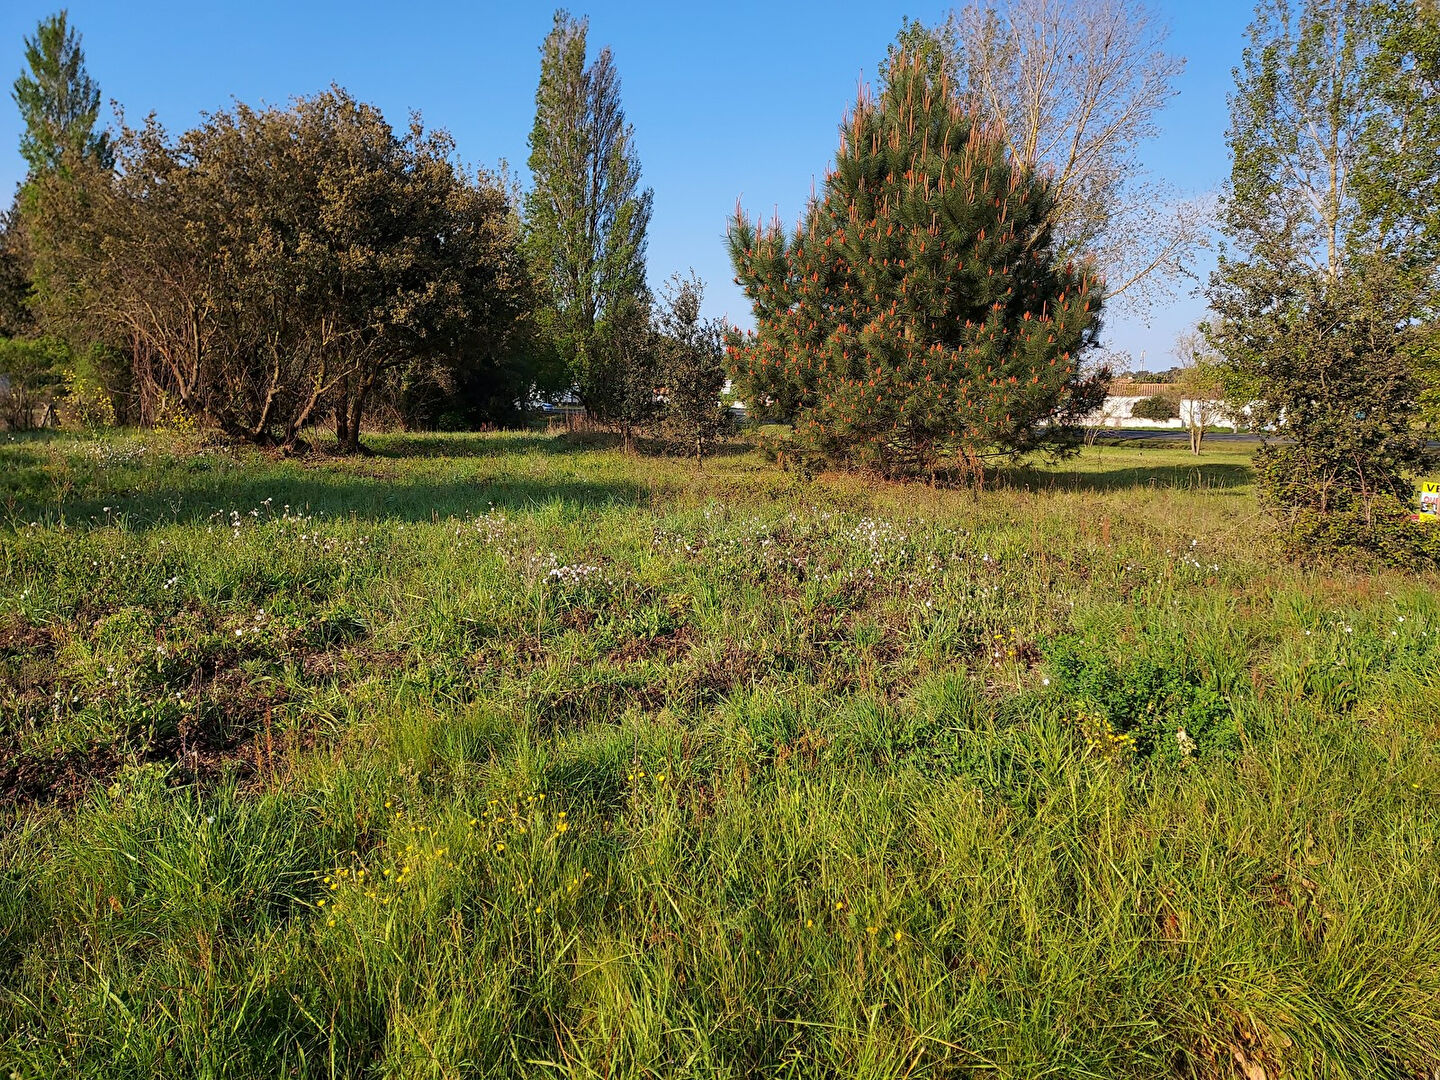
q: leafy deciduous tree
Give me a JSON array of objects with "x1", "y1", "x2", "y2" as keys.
[
  {"x1": 0, "y1": 198, "x2": 32, "y2": 339},
  {"x1": 0, "y1": 335, "x2": 65, "y2": 430},
  {"x1": 1214, "y1": 265, "x2": 1424, "y2": 528},
  {"x1": 1355, "y1": 0, "x2": 1440, "y2": 418},
  {"x1": 1212, "y1": 0, "x2": 1428, "y2": 553},
  {"x1": 29, "y1": 89, "x2": 529, "y2": 449},
  {"x1": 586, "y1": 290, "x2": 658, "y2": 449},
  {"x1": 656, "y1": 271, "x2": 727, "y2": 462},
  {"x1": 1172, "y1": 327, "x2": 1229, "y2": 454},
  {"x1": 12, "y1": 10, "x2": 131, "y2": 419}
]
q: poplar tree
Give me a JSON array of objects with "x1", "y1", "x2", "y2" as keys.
[
  {"x1": 12, "y1": 10, "x2": 112, "y2": 175},
  {"x1": 10, "y1": 10, "x2": 119, "y2": 416},
  {"x1": 1355, "y1": 0, "x2": 1440, "y2": 417},
  {"x1": 524, "y1": 10, "x2": 652, "y2": 412},
  {"x1": 727, "y1": 52, "x2": 1105, "y2": 483}
]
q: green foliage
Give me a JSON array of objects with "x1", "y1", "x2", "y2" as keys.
[
  {"x1": 28, "y1": 89, "x2": 531, "y2": 449},
  {"x1": 524, "y1": 10, "x2": 652, "y2": 410},
  {"x1": 1215, "y1": 263, "x2": 1428, "y2": 557},
  {"x1": 0, "y1": 335, "x2": 66, "y2": 429},
  {"x1": 1130, "y1": 394, "x2": 1178, "y2": 422},
  {"x1": 656, "y1": 271, "x2": 728, "y2": 461},
  {"x1": 1, "y1": 433, "x2": 1439, "y2": 1075},
  {"x1": 59, "y1": 371, "x2": 114, "y2": 429},
  {"x1": 1356, "y1": 0, "x2": 1440, "y2": 419},
  {"x1": 1047, "y1": 636, "x2": 1238, "y2": 761},
  {"x1": 584, "y1": 290, "x2": 659, "y2": 443},
  {"x1": 0, "y1": 197, "x2": 31, "y2": 339},
  {"x1": 727, "y1": 51, "x2": 1106, "y2": 482},
  {"x1": 881, "y1": 16, "x2": 959, "y2": 91},
  {"x1": 11, "y1": 10, "x2": 112, "y2": 176},
  {"x1": 1213, "y1": 0, "x2": 1431, "y2": 559},
  {"x1": 10, "y1": 11, "x2": 111, "y2": 372},
  {"x1": 60, "y1": 340, "x2": 128, "y2": 427},
  {"x1": 1221, "y1": 0, "x2": 1374, "y2": 276},
  {"x1": 1262, "y1": 493, "x2": 1440, "y2": 567},
  {"x1": 0, "y1": 434, "x2": 1437, "y2": 1074},
  {"x1": 1355, "y1": 0, "x2": 1440, "y2": 273}
]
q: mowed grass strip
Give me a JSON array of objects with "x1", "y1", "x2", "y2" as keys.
[{"x1": 0, "y1": 429, "x2": 1437, "y2": 1078}]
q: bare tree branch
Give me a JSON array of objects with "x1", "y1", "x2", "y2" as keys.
[{"x1": 924, "y1": 0, "x2": 1205, "y2": 317}]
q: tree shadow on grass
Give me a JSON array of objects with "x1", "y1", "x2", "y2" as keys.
[
  {"x1": 0, "y1": 448, "x2": 61, "y2": 513},
  {"x1": 0, "y1": 448, "x2": 46, "y2": 471},
  {"x1": 997, "y1": 462, "x2": 1253, "y2": 494},
  {"x1": 364, "y1": 431, "x2": 576, "y2": 459},
  {"x1": 365, "y1": 428, "x2": 764, "y2": 462},
  {"x1": 19, "y1": 472, "x2": 650, "y2": 533},
  {"x1": 619, "y1": 435, "x2": 761, "y2": 460}
]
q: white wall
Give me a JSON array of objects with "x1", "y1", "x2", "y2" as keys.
[{"x1": 1082, "y1": 395, "x2": 1236, "y2": 430}]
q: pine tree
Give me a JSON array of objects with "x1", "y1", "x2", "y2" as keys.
[
  {"x1": 524, "y1": 10, "x2": 652, "y2": 411},
  {"x1": 726, "y1": 53, "x2": 1105, "y2": 483},
  {"x1": 12, "y1": 10, "x2": 112, "y2": 175}
]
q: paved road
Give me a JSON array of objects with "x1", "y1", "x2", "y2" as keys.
[
  {"x1": 1092, "y1": 430, "x2": 1262, "y2": 444},
  {"x1": 1095, "y1": 431, "x2": 1440, "y2": 449}
]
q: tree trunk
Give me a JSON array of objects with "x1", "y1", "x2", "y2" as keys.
[
  {"x1": 339, "y1": 399, "x2": 362, "y2": 454},
  {"x1": 346, "y1": 383, "x2": 369, "y2": 454},
  {"x1": 331, "y1": 371, "x2": 373, "y2": 454}
]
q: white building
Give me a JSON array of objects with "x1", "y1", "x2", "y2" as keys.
[{"x1": 1081, "y1": 382, "x2": 1237, "y2": 431}]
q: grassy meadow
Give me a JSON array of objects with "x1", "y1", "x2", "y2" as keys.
[{"x1": 1, "y1": 428, "x2": 1438, "y2": 1078}]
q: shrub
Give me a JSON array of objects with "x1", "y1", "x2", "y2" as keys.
[
  {"x1": 150, "y1": 391, "x2": 197, "y2": 438},
  {"x1": 0, "y1": 336, "x2": 66, "y2": 430},
  {"x1": 60, "y1": 369, "x2": 114, "y2": 428},
  {"x1": 1130, "y1": 395, "x2": 1179, "y2": 422},
  {"x1": 656, "y1": 272, "x2": 728, "y2": 462},
  {"x1": 1212, "y1": 259, "x2": 1427, "y2": 561},
  {"x1": 1046, "y1": 637, "x2": 1238, "y2": 763},
  {"x1": 1272, "y1": 495, "x2": 1440, "y2": 568}
]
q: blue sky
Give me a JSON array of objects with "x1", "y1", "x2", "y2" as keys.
[{"x1": 1, "y1": 0, "x2": 1255, "y2": 367}]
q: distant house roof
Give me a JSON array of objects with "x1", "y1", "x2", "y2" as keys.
[{"x1": 1107, "y1": 381, "x2": 1175, "y2": 397}]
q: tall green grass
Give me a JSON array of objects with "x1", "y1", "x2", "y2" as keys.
[{"x1": 0, "y1": 429, "x2": 1437, "y2": 1077}]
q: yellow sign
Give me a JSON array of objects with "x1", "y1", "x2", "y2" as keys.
[{"x1": 1420, "y1": 480, "x2": 1440, "y2": 521}]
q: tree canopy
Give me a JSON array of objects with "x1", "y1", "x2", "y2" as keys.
[
  {"x1": 1210, "y1": 0, "x2": 1430, "y2": 554},
  {"x1": 27, "y1": 88, "x2": 531, "y2": 449},
  {"x1": 12, "y1": 9, "x2": 111, "y2": 176},
  {"x1": 727, "y1": 53, "x2": 1105, "y2": 481},
  {"x1": 524, "y1": 9, "x2": 651, "y2": 410}
]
